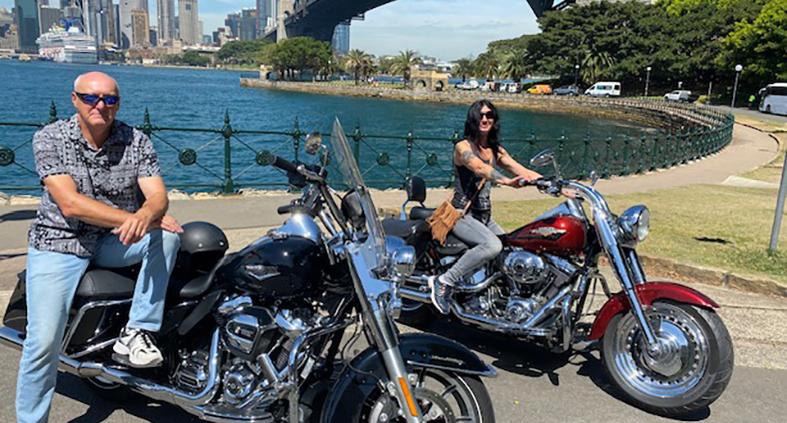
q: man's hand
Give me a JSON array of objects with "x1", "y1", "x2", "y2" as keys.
[
  {"x1": 112, "y1": 209, "x2": 155, "y2": 245},
  {"x1": 498, "y1": 177, "x2": 522, "y2": 187},
  {"x1": 151, "y1": 215, "x2": 184, "y2": 233}
]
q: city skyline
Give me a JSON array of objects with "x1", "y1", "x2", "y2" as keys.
[{"x1": 0, "y1": 0, "x2": 540, "y2": 60}]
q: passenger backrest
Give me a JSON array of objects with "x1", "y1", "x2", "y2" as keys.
[{"x1": 407, "y1": 177, "x2": 427, "y2": 202}]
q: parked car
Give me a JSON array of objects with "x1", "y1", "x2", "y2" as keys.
[
  {"x1": 585, "y1": 81, "x2": 621, "y2": 97},
  {"x1": 553, "y1": 85, "x2": 580, "y2": 96},
  {"x1": 500, "y1": 82, "x2": 522, "y2": 93},
  {"x1": 481, "y1": 81, "x2": 501, "y2": 92},
  {"x1": 664, "y1": 90, "x2": 700, "y2": 103},
  {"x1": 527, "y1": 84, "x2": 553, "y2": 95},
  {"x1": 455, "y1": 79, "x2": 479, "y2": 90}
]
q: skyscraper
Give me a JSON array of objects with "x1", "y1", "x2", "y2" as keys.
[
  {"x1": 332, "y1": 21, "x2": 349, "y2": 56},
  {"x1": 130, "y1": 8, "x2": 148, "y2": 46},
  {"x1": 157, "y1": 0, "x2": 174, "y2": 43},
  {"x1": 119, "y1": 0, "x2": 147, "y2": 49},
  {"x1": 38, "y1": 4, "x2": 61, "y2": 34},
  {"x1": 224, "y1": 12, "x2": 239, "y2": 38},
  {"x1": 256, "y1": 0, "x2": 270, "y2": 37},
  {"x1": 178, "y1": 0, "x2": 198, "y2": 45},
  {"x1": 15, "y1": 0, "x2": 40, "y2": 53},
  {"x1": 239, "y1": 8, "x2": 256, "y2": 41}
]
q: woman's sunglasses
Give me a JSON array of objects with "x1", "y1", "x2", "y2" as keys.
[
  {"x1": 75, "y1": 92, "x2": 120, "y2": 107},
  {"x1": 480, "y1": 111, "x2": 495, "y2": 120}
]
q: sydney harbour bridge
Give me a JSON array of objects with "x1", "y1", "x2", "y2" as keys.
[{"x1": 262, "y1": 0, "x2": 574, "y2": 42}]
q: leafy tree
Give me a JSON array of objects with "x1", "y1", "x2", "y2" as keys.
[
  {"x1": 271, "y1": 37, "x2": 333, "y2": 79},
  {"x1": 217, "y1": 39, "x2": 272, "y2": 65},
  {"x1": 473, "y1": 52, "x2": 500, "y2": 80},
  {"x1": 391, "y1": 50, "x2": 422, "y2": 87},
  {"x1": 501, "y1": 50, "x2": 531, "y2": 82},
  {"x1": 344, "y1": 49, "x2": 372, "y2": 84},
  {"x1": 452, "y1": 58, "x2": 474, "y2": 82},
  {"x1": 716, "y1": 0, "x2": 787, "y2": 91},
  {"x1": 377, "y1": 56, "x2": 395, "y2": 74},
  {"x1": 182, "y1": 50, "x2": 211, "y2": 67}
]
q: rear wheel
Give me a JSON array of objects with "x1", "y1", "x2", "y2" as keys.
[
  {"x1": 357, "y1": 369, "x2": 495, "y2": 423},
  {"x1": 766, "y1": 105, "x2": 772, "y2": 113},
  {"x1": 601, "y1": 301, "x2": 733, "y2": 417}
]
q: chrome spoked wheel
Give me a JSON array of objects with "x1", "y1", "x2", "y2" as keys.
[
  {"x1": 613, "y1": 302, "x2": 709, "y2": 395},
  {"x1": 361, "y1": 369, "x2": 494, "y2": 423},
  {"x1": 602, "y1": 301, "x2": 734, "y2": 416}
]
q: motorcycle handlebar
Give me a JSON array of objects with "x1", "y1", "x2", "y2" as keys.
[{"x1": 267, "y1": 153, "x2": 299, "y2": 174}]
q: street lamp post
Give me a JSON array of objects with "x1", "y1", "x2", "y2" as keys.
[
  {"x1": 731, "y1": 64, "x2": 743, "y2": 109},
  {"x1": 574, "y1": 64, "x2": 579, "y2": 86},
  {"x1": 645, "y1": 66, "x2": 651, "y2": 97}
]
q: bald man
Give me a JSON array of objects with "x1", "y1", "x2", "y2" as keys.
[{"x1": 17, "y1": 72, "x2": 182, "y2": 423}]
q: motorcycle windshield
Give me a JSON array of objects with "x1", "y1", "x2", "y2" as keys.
[{"x1": 329, "y1": 118, "x2": 388, "y2": 270}]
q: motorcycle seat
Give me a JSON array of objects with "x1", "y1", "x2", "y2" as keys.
[
  {"x1": 410, "y1": 206, "x2": 435, "y2": 220},
  {"x1": 382, "y1": 218, "x2": 429, "y2": 241},
  {"x1": 77, "y1": 268, "x2": 136, "y2": 299}
]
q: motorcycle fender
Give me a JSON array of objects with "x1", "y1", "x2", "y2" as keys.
[
  {"x1": 588, "y1": 281, "x2": 720, "y2": 340},
  {"x1": 320, "y1": 333, "x2": 494, "y2": 423},
  {"x1": 3, "y1": 271, "x2": 27, "y2": 333}
]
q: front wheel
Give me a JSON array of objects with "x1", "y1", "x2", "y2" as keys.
[
  {"x1": 601, "y1": 301, "x2": 734, "y2": 417},
  {"x1": 358, "y1": 369, "x2": 495, "y2": 423}
]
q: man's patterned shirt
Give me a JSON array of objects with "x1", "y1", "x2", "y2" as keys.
[{"x1": 28, "y1": 114, "x2": 160, "y2": 257}]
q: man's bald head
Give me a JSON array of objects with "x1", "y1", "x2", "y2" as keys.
[
  {"x1": 71, "y1": 72, "x2": 120, "y2": 143},
  {"x1": 73, "y1": 72, "x2": 119, "y2": 94}
]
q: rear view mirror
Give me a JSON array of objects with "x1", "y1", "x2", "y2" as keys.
[
  {"x1": 530, "y1": 149, "x2": 555, "y2": 167},
  {"x1": 305, "y1": 132, "x2": 322, "y2": 156}
]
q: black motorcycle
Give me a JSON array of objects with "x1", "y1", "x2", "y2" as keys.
[{"x1": 1, "y1": 120, "x2": 496, "y2": 423}]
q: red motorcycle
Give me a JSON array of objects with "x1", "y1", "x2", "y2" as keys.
[{"x1": 383, "y1": 149, "x2": 733, "y2": 417}]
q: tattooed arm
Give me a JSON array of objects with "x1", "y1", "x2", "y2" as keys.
[
  {"x1": 454, "y1": 141, "x2": 517, "y2": 186},
  {"x1": 497, "y1": 146, "x2": 542, "y2": 182}
]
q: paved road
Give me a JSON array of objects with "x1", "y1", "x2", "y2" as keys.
[
  {"x1": 0, "y1": 325, "x2": 786, "y2": 423},
  {"x1": 1, "y1": 276, "x2": 786, "y2": 422}
]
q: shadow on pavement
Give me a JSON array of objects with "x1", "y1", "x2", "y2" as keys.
[
  {"x1": 55, "y1": 373, "x2": 200, "y2": 423},
  {"x1": 411, "y1": 316, "x2": 712, "y2": 421},
  {"x1": 0, "y1": 210, "x2": 37, "y2": 223}
]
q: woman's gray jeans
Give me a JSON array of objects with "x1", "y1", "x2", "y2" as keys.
[{"x1": 441, "y1": 213, "x2": 504, "y2": 286}]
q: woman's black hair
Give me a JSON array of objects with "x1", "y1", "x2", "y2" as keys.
[{"x1": 463, "y1": 99, "x2": 501, "y2": 159}]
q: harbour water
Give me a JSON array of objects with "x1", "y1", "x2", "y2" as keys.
[{"x1": 0, "y1": 60, "x2": 652, "y2": 192}]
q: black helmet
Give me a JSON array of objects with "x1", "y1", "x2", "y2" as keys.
[
  {"x1": 180, "y1": 221, "x2": 229, "y2": 254},
  {"x1": 176, "y1": 222, "x2": 229, "y2": 276}
]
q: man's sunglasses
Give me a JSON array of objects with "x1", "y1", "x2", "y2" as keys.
[
  {"x1": 75, "y1": 92, "x2": 120, "y2": 106},
  {"x1": 480, "y1": 111, "x2": 496, "y2": 119}
]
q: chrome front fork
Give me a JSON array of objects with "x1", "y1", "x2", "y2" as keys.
[
  {"x1": 347, "y1": 244, "x2": 423, "y2": 423},
  {"x1": 596, "y1": 216, "x2": 661, "y2": 352}
]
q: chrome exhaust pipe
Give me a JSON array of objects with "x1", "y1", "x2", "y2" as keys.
[{"x1": 0, "y1": 326, "x2": 221, "y2": 408}]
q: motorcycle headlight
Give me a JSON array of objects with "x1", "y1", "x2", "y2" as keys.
[
  {"x1": 618, "y1": 205, "x2": 650, "y2": 244},
  {"x1": 385, "y1": 236, "x2": 415, "y2": 280}
]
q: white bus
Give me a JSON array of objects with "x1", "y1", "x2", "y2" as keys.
[{"x1": 759, "y1": 82, "x2": 787, "y2": 115}]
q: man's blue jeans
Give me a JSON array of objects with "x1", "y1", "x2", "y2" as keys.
[{"x1": 15, "y1": 229, "x2": 181, "y2": 423}]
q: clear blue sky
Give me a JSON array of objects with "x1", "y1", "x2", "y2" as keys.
[{"x1": 0, "y1": 0, "x2": 540, "y2": 60}]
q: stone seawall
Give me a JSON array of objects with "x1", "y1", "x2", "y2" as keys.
[{"x1": 239, "y1": 78, "x2": 725, "y2": 131}]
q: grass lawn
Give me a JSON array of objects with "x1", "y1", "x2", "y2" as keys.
[
  {"x1": 743, "y1": 133, "x2": 786, "y2": 184},
  {"x1": 735, "y1": 114, "x2": 787, "y2": 133},
  {"x1": 494, "y1": 184, "x2": 787, "y2": 285}
]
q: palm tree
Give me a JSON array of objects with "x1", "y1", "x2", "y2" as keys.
[
  {"x1": 501, "y1": 49, "x2": 530, "y2": 82},
  {"x1": 474, "y1": 52, "x2": 500, "y2": 81},
  {"x1": 452, "y1": 58, "x2": 474, "y2": 82},
  {"x1": 344, "y1": 49, "x2": 372, "y2": 85},
  {"x1": 580, "y1": 49, "x2": 615, "y2": 85},
  {"x1": 391, "y1": 50, "x2": 422, "y2": 88}
]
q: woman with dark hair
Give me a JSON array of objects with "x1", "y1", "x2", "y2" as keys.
[{"x1": 430, "y1": 99, "x2": 542, "y2": 314}]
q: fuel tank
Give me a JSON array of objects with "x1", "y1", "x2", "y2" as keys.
[
  {"x1": 504, "y1": 215, "x2": 587, "y2": 257},
  {"x1": 216, "y1": 235, "x2": 326, "y2": 300}
]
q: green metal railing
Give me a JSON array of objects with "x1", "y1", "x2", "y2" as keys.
[{"x1": 0, "y1": 101, "x2": 734, "y2": 195}]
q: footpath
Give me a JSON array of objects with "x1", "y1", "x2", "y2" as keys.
[{"x1": 1, "y1": 122, "x2": 786, "y2": 369}]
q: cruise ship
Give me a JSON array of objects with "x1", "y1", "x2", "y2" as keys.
[{"x1": 37, "y1": 26, "x2": 98, "y2": 64}]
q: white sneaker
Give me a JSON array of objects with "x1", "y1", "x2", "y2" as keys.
[
  {"x1": 113, "y1": 328, "x2": 163, "y2": 368},
  {"x1": 428, "y1": 275, "x2": 453, "y2": 315}
]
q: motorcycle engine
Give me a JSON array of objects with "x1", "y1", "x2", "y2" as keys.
[
  {"x1": 494, "y1": 250, "x2": 578, "y2": 323},
  {"x1": 174, "y1": 295, "x2": 314, "y2": 407}
]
